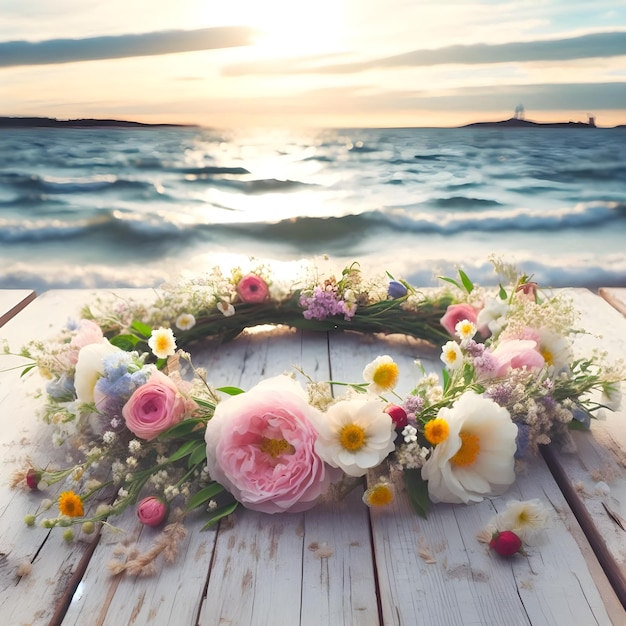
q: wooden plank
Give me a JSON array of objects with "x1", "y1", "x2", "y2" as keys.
[
  {"x1": 0, "y1": 289, "x2": 36, "y2": 327},
  {"x1": 541, "y1": 288, "x2": 626, "y2": 614},
  {"x1": 195, "y1": 328, "x2": 379, "y2": 626},
  {"x1": 0, "y1": 289, "x2": 154, "y2": 626},
  {"x1": 599, "y1": 287, "x2": 626, "y2": 317},
  {"x1": 1, "y1": 288, "x2": 624, "y2": 625},
  {"x1": 327, "y1": 330, "x2": 620, "y2": 625}
]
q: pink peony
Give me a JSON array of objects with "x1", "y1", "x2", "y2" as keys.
[
  {"x1": 137, "y1": 496, "x2": 168, "y2": 526},
  {"x1": 236, "y1": 273, "x2": 269, "y2": 303},
  {"x1": 440, "y1": 303, "x2": 480, "y2": 337},
  {"x1": 122, "y1": 370, "x2": 191, "y2": 440},
  {"x1": 490, "y1": 339, "x2": 545, "y2": 377},
  {"x1": 204, "y1": 375, "x2": 330, "y2": 514},
  {"x1": 67, "y1": 319, "x2": 106, "y2": 365}
]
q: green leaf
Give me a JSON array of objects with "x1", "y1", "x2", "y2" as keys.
[
  {"x1": 458, "y1": 269, "x2": 474, "y2": 294},
  {"x1": 109, "y1": 334, "x2": 140, "y2": 351},
  {"x1": 131, "y1": 320, "x2": 153, "y2": 338},
  {"x1": 498, "y1": 283, "x2": 508, "y2": 300},
  {"x1": 20, "y1": 364, "x2": 37, "y2": 377},
  {"x1": 167, "y1": 440, "x2": 202, "y2": 463},
  {"x1": 193, "y1": 397, "x2": 216, "y2": 410},
  {"x1": 217, "y1": 386, "x2": 245, "y2": 396},
  {"x1": 186, "y1": 483, "x2": 225, "y2": 512},
  {"x1": 159, "y1": 418, "x2": 206, "y2": 439},
  {"x1": 403, "y1": 468, "x2": 429, "y2": 518},
  {"x1": 438, "y1": 276, "x2": 463, "y2": 291},
  {"x1": 188, "y1": 442, "x2": 207, "y2": 469},
  {"x1": 201, "y1": 500, "x2": 239, "y2": 530},
  {"x1": 442, "y1": 368, "x2": 450, "y2": 393}
]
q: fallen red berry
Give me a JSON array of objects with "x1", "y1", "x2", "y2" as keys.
[
  {"x1": 489, "y1": 530, "x2": 522, "y2": 556},
  {"x1": 385, "y1": 404, "x2": 409, "y2": 429},
  {"x1": 26, "y1": 468, "x2": 41, "y2": 490}
]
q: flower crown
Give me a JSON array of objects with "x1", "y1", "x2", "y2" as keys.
[{"x1": 7, "y1": 259, "x2": 625, "y2": 573}]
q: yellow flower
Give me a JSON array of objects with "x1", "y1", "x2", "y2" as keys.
[
  {"x1": 363, "y1": 355, "x2": 399, "y2": 394},
  {"x1": 424, "y1": 417, "x2": 450, "y2": 445},
  {"x1": 58, "y1": 491, "x2": 84, "y2": 518},
  {"x1": 363, "y1": 481, "x2": 394, "y2": 507}
]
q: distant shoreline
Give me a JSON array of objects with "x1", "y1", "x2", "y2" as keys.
[
  {"x1": 0, "y1": 115, "x2": 624, "y2": 130},
  {"x1": 0, "y1": 116, "x2": 196, "y2": 129},
  {"x1": 460, "y1": 117, "x2": 611, "y2": 129}
]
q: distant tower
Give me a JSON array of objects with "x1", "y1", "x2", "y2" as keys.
[
  {"x1": 588, "y1": 114, "x2": 596, "y2": 127},
  {"x1": 514, "y1": 104, "x2": 525, "y2": 120}
]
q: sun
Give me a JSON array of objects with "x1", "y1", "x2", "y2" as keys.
[{"x1": 192, "y1": 0, "x2": 346, "y2": 58}]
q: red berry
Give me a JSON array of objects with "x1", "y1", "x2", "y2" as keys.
[
  {"x1": 489, "y1": 530, "x2": 522, "y2": 556},
  {"x1": 385, "y1": 404, "x2": 409, "y2": 429},
  {"x1": 26, "y1": 468, "x2": 41, "y2": 490}
]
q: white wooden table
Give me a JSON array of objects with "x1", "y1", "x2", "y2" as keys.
[
  {"x1": 1, "y1": 288, "x2": 626, "y2": 626},
  {"x1": 0, "y1": 289, "x2": 36, "y2": 327}
]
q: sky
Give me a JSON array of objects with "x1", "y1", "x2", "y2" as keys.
[{"x1": 1, "y1": 0, "x2": 625, "y2": 129}]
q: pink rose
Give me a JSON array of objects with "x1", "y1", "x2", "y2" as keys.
[
  {"x1": 236, "y1": 273, "x2": 269, "y2": 303},
  {"x1": 440, "y1": 303, "x2": 480, "y2": 337},
  {"x1": 137, "y1": 496, "x2": 168, "y2": 526},
  {"x1": 515, "y1": 282, "x2": 538, "y2": 301},
  {"x1": 122, "y1": 370, "x2": 190, "y2": 440},
  {"x1": 490, "y1": 339, "x2": 545, "y2": 377},
  {"x1": 204, "y1": 375, "x2": 330, "y2": 514}
]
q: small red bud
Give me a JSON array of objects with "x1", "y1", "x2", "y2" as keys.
[
  {"x1": 385, "y1": 404, "x2": 409, "y2": 429},
  {"x1": 489, "y1": 530, "x2": 522, "y2": 556},
  {"x1": 26, "y1": 468, "x2": 42, "y2": 490}
]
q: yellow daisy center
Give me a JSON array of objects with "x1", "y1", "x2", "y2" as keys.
[
  {"x1": 424, "y1": 418, "x2": 450, "y2": 445},
  {"x1": 444, "y1": 347, "x2": 459, "y2": 363},
  {"x1": 372, "y1": 363, "x2": 399, "y2": 390},
  {"x1": 155, "y1": 335, "x2": 170, "y2": 353},
  {"x1": 457, "y1": 320, "x2": 474, "y2": 337},
  {"x1": 259, "y1": 437, "x2": 295, "y2": 458},
  {"x1": 363, "y1": 483, "x2": 394, "y2": 507},
  {"x1": 59, "y1": 490, "x2": 84, "y2": 517},
  {"x1": 339, "y1": 423, "x2": 367, "y2": 452},
  {"x1": 540, "y1": 348, "x2": 554, "y2": 366},
  {"x1": 450, "y1": 431, "x2": 481, "y2": 467}
]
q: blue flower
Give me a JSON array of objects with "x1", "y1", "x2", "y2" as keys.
[
  {"x1": 46, "y1": 374, "x2": 75, "y2": 400},
  {"x1": 387, "y1": 280, "x2": 407, "y2": 299}
]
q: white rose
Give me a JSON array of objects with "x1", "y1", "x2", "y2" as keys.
[{"x1": 74, "y1": 340, "x2": 121, "y2": 404}]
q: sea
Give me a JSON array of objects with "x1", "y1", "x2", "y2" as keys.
[{"x1": 1, "y1": 125, "x2": 625, "y2": 293}]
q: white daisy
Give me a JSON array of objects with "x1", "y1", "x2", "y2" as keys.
[
  {"x1": 421, "y1": 391, "x2": 518, "y2": 504},
  {"x1": 148, "y1": 327, "x2": 177, "y2": 359},
  {"x1": 440, "y1": 341, "x2": 463, "y2": 370},
  {"x1": 362, "y1": 355, "x2": 399, "y2": 394},
  {"x1": 175, "y1": 313, "x2": 196, "y2": 331},
  {"x1": 311, "y1": 397, "x2": 396, "y2": 477}
]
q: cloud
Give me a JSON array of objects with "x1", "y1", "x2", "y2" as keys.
[
  {"x1": 0, "y1": 26, "x2": 255, "y2": 68},
  {"x1": 224, "y1": 31, "x2": 626, "y2": 76},
  {"x1": 186, "y1": 82, "x2": 626, "y2": 118}
]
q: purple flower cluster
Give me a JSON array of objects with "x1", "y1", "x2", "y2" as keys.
[
  {"x1": 299, "y1": 287, "x2": 355, "y2": 321},
  {"x1": 402, "y1": 394, "x2": 425, "y2": 422}
]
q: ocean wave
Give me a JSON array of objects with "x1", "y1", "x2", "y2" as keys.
[
  {"x1": 177, "y1": 165, "x2": 250, "y2": 176},
  {"x1": 3, "y1": 200, "x2": 622, "y2": 246},
  {"x1": 186, "y1": 177, "x2": 315, "y2": 194},
  {"x1": 0, "y1": 172, "x2": 160, "y2": 196},
  {"x1": 226, "y1": 201, "x2": 626, "y2": 240}
]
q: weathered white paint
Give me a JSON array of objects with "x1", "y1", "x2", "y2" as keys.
[
  {"x1": 0, "y1": 289, "x2": 624, "y2": 625},
  {"x1": 544, "y1": 288, "x2": 626, "y2": 617},
  {"x1": 0, "y1": 289, "x2": 36, "y2": 327},
  {"x1": 599, "y1": 288, "x2": 626, "y2": 317}
]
